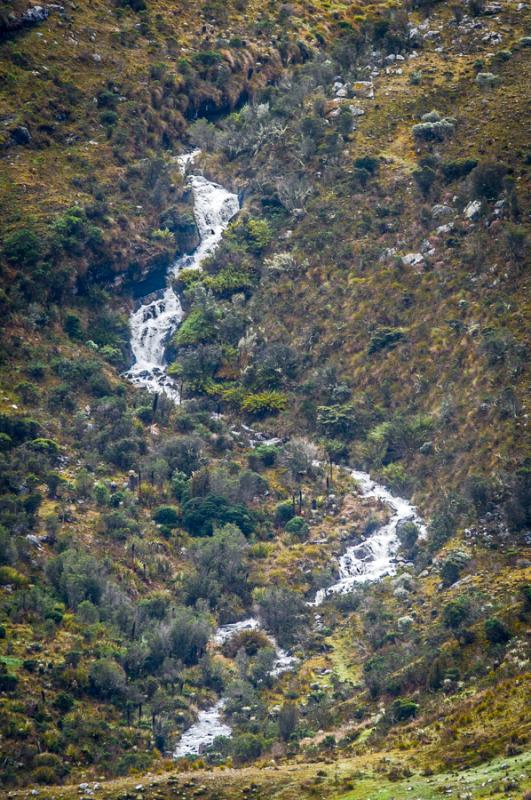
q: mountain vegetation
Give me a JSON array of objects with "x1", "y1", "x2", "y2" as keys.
[{"x1": 0, "y1": 0, "x2": 529, "y2": 798}]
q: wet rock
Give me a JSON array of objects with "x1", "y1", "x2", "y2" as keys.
[
  {"x1": 22, "y1": 5, "x2": 49, "y2": 24},
  {"x1": 464, "y1": 199, "x2": 482, "y2": 220}
]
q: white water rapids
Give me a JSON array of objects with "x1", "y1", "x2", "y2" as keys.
[
  {"x1": 313, "y1": 468, "x2": 427, "y2": 605},
  {"x1": 125, "y1": 152, "x2": 240, "y2": 400},
  {"x1": 124, "y1": 156, "x2": 426, "y2": 757}
]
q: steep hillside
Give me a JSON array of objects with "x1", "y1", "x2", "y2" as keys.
[{"x1": 0, "y1": 0, "x2": 529, "y2": 797}]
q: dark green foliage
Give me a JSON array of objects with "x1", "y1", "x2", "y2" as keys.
[
  {"x1": 248, "y1": 444, "x2": 279, "y2": 470},
  {"x1": 442, "y1": 158, "x2": 478, "y2": 182},
  {"x1": 3, "y1": 228, "x2": 42, "y2": 267},
  {"x1": 53, "y1": 691, "x2": 75, "y2": 713},
  {"x1": 181, "y1": 494, "x2": 255, "y2": 536},
  {"x1": 396, "y1": 521, "x2": 418, "y2": 558},
  {"x1": 368, "y1": 327, "x2": 405, "y2": 354},
  {"x1": 0, "y1": 664, "x2": 18, "y2": 692},
  {"x1": 391, "y1": 697, "x2": 418, "y2": 721},
  {"x1": 185, "y1": 524, "x2": 249, "y2": 612},
  {"x1": 257, "y1": 586, "x2": 307, "y2": 647},
  {"x1": 413, "y1": 165, "x2": 436, "y2": 196},
  {"x1": 100, "y1": 110, "x2": 118, "y2": 126},
  {"x1": 471, "y1": 162, "x2": 507, "y2": 199},
  {"x1": 152, "y1": 505, "x2": 180, "y2": 526},
  {"x1": 278, "y1": 702, "x2": 298, "y2": 741},
  {"x1": 64, "y1": 313, "x2": 83, "y2": 340},
  {"x1": 231, "y1": 732, "x2": 264, "y2": 764},
  {"x1": 484, "y1": 617, "x2": 512, "y2": 644},
  {"x1": 0, "y1": 414, "x2": 40, "y2": 444},
  {"x1": 428, "y1": 507, "x2": 457, "y2": 552},
  {"x1": 443, "y1": 597, "x2": 470, "y2": 630},
  {"x1": 89, "y1": 658, "x2": 127, "y2": 701},
  {"x1": 274, "y1": 500, "x2": 295, "y2": 526},
  {"x1": 285, "y1": 515, "x2": 309, "y2": 539},
  {"x1": 440, "y1": 559, "x2": 461, "y2": 587},
  {"x1": 353, "y1": 155, "x2": 379, "y2": 174}
]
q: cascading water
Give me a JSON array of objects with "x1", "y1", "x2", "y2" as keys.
[
  {"x1": 312, "y1": 468, "x2": 427, "y2": 605},
  {"x1": 125, "y1": 152, "x2": 240, "y2": 400},
  {"x1": 123, "y1": 167, "x2": 427, "y2": 755},
  {"x1": 173, "y1": 617, "x2": 296, "y2": 758}
]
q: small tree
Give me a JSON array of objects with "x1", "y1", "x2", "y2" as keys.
[
  {"x1": 485, "y1": 618, "x2": 512, "y2": 644},
  {"x1": 278, "y1": 702, "x2": 298, "y2": 741}
]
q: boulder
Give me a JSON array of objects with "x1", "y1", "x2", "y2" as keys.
[
  {"x1": 402, "y1": 252, "x2": 425, "y2": 268},
  {"x1": 352, "y1": 81, "x2": 374, "y2": 99},
  {"x1": 22, "y1": 5, "x2": 49, "y2": 24},
  {"x1": 464, "y1": 199, "x2": 482, "y2": 220},
  {"x1": 431, "y1": 204, "x2": 454, "y2": 220}
]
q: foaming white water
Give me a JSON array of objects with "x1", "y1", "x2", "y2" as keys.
[
  {"x1": 173, "y1": 700, "x2": 231, "y2": 758},
  {"x1": 313, "y1": 469, "x2": 427, "y2": 605},
  {"x1": 125, "y1": 152, "x2": 240, "y2": 400},
  {"x1": 174, "y1": 617, "x2": 296, "y2": 757}
]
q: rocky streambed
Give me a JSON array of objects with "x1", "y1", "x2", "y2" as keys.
[{"x1": 125, "y1": 153, "x2": 426, "y2": 757}]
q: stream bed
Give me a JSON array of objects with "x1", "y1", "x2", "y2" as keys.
[{"x1": 125, "y1": 154, "x2": 426, "y2": 757}]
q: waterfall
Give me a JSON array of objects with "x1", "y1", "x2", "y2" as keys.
[
  {"x1": 312, "y1": 468, "x2": 427, "y2": 605},
  {"x1": 125, "y1": 152, "x2": 240, "y2": 400}
]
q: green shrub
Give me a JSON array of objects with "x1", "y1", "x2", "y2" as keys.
[
  {"x1": 443, "y1": 597, "x2": 470, "y2": 630},
  {"x1": 391, "y1": 697, "x2": 418, "y2": 722},
  {"x1": 181, "y1": 495, "x2": 255, "y2": 536},
  {"x1": 285, "y1": 515, "x2": 310, "y2": 539},
  {"x1": 471, "y1": 162, "x2": 507, "y2": 199},
  {"x1": 153, "y1": 505, "x2": 180, "y2": 527},
  {"x1": 241, "y1": 391, "x2": 288, "y2": 416},
  {"x1": 31, "y1": 766, "x2": 57, "y2": 785},
  {"x1": 248, "y1": 444, "x2": 279, "y2": 470},
  {"x1": 64, "y1": 313, "x2": 83, "y2": 340},
  {"x1": 354, "y1": 155, "x2": 379, "y2": 173},
  {"x1": 173, "y1": 308, "x2": 216, "y2": 347},
  {"x1": 15, "y1": 381, "x2": 38, "y2": 404},
  {"x1": 412, "y1": 118, "x2": 455, "y2": 142},
  {"x1": 485, "y1": 617, "x2": 512, "y2": 644},
  {"x1": 413, "y1": 165, "x2": 436, "y2": 196},
  {"x1": 53, "y1": 691, "x2": 75, "y2": 713},
  {"x1": 439, "y1": 550, "x2": 470, "y2": 587},
  {"x1": 442, "y1": 158, "x2": 478, "y2": 182},
  {"x1": 25, "y1": 361, "x2": 47, "y2": 380},
  {"x1": 231, "y1": 732, "x2": 264, "y2": 764},
  {"x1": 275, "y1": 500, "x2": 295, "y2": 526},
  {"x1": 100, "y1": 110, "x2": 118, "y2": 126},
  {"x1": 3, "y1": 228, "x2": 41, "y2": 267},
  {"x1": 368, "y1": 327, "x2": 405, "y2": 354},
  {"x1": 380, "y1": 463, "x2": 410, "y2": 493},
  {"x1": 29, "y1": 438, "x2": 60, "y2": 456}
]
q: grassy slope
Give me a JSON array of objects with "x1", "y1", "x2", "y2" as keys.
[
  {"x1": 234, "y1": 2, "x2": 530, "y2": 514},
  {"x1": 5, "y1": 750, "x2": 530, "y2": 799},
  {"x1": 0, "y1": 0, "x2": 530, "y2": 796}
]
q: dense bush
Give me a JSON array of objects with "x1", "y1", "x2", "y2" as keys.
[
  {"x1": 257, "y1": 586, "x2": 307, "y2": 647},
  {"x1": 3, "y1": 228, "x2": 42, "y2": 267},
  {"x1": 181, "y1": 494, "x2": 255, "y2": 536},
  {"x1": 285, "y1": 516, "x2": 310, "y2": 540},
  {"x1": 391, "y1": 697, "x2": 418, "y2": 722},
  {"x1": 471, "y1": 162, "x2": 507, "y2": 199},
  {"x1": 484, "y1": 617, "x2": 512, "y2": 644},
  {"x1": 442, "y1": 158, "x2": 478, "y2": 182},
  {"x1": 368, "y1": 326, "x2": 405, "y2": 354},
  {"x1": 153, "y1": 506, "x2": 180, "y2": 527}
]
